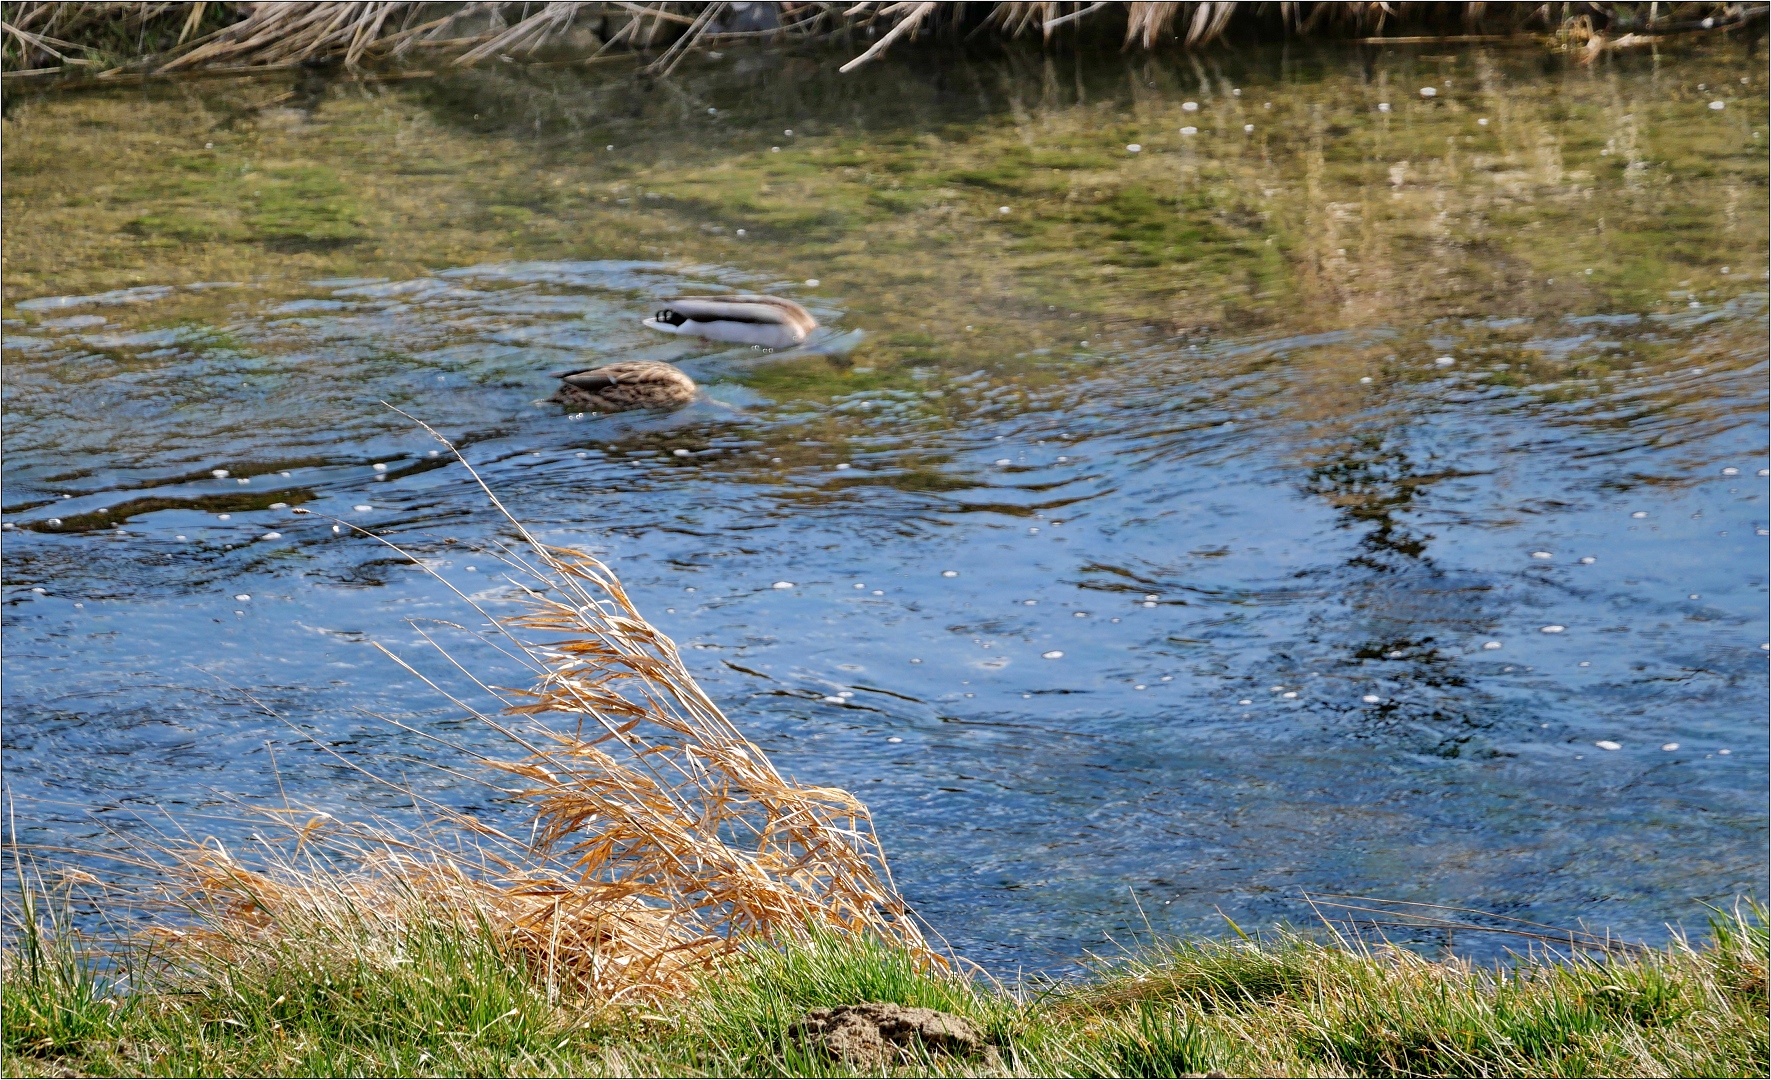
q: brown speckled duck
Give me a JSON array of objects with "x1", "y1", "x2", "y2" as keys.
[
  {"x1": 548, "y1": 360, "x2": 697, "y2": 411},
  {"x1": 643, "y1": 294, "x2": 817, "y2": 349}
]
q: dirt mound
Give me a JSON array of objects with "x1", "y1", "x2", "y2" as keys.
[{"x1": 793, "y1": 1002, "x2": 986, "y2": 1067}]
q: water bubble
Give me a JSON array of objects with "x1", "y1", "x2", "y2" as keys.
[
  {"x1": 353, "y1": 505, "x2": 373, "y2": 512},
  {"x1": 772, "y1": 581, "x2": 794, "y2": 589},
  {"x1": 1661, "y1": 743, "x2": 1680, "y2": 752},
  {"x1": 1540, "y1": 625, "x2": 1566, "y2": 634},
  {"x1": 1722, "y1": 467, "x2": 1739, "y2": 475},
  {"x1": 1760, "y1": 470, "x2": 1770, "y2": 477},
  {"x1": 1531, "y1": 551, "x2": 1552, "y2": 559},
  {"x1": 1029, "y1": 528, "x2": 1040, "y2": 534},
  {"x1": 1238, "y1": 698, "x2": 1253, "y2": 705},
  {"x1": 1359, "y1": 376, "x2": 1372, "y2": 384},
  {"x1": 805, "y1": 279, "x2": 819, "y2": 287},
  {"x1": 175, "y1": 534, "x2": 187, "y2": 541},
  {"x1": 372, "y1": 463, "x2": 388, "y2": 472},
  {"x1": 997, "y1": 206, "x2": 1012, "y2": 216},
  {"x1": 1042, "y1": 650, "x2": 1064, "y2": 659},
  {"x1": 1073, "y1": 611, "x2": 1087, "y2": 617},
  {"x1": 1270, "y1": 686, "x2": 1284, "y2": 692},
  {"x1": 1434, "y1": 356, "x2": 1456, "y2": 367},
  {"x1": 1135, "y1": 684, "x2": 1146, "y2": 690},
  {"x1": 1244, "y1": 124, "x2": 1255, "y2": 132},
  {"x1": 1718, "y1": 748, "x2": 1732, "y2": 755},
  {"x1": 1057, "y1": 456, "x2": 1069, "y2": 462},
  {"x1": 1378, "y1": 102, "x2": 1391, "y2": 112},
  {"x1": 1160, "y1": 675, "x2": 1172, "y2": 681},
  {"x1": 606, "y1": 144, "x2": 614, "y2": 150},
  {"x1": 465, "y1": 565, "x2": 476, "y2": 572},
  {"x1": 1179, "y1": 126, "x2": 1198, "y2": 136},
  {"x1": 279, "y1": 470, "x2": 292, "y2": 477},
  {"x1": 1721, "y1": 266, "x2": 1731, "y2": 274},
  {"x1": 1386, "y1": 650, "x2": 1404, "y2": 658},
  {"x1": 942, "y1": 570, "x2": 958, "y2": 578},
  {"x1": 1595, "y1": 740, "x2": 1622, "y2": 751},
  {"x1": 332, "y1": 525, "x2": 342, "y2": 533},
  {"x1": 887, "y1": 736, "x2": 903, "y2": 743},
  {"x1": 269, "y1": 502, "x2": 288, "y2": 510},
  {"x1": 261, "y1": 532, "x2": 281, "y2": 540},
  {"x1": 1631, "y1": 511, "x2": 1648, "y2": 518},
  {"x1": 1419, "y1": 87, "x2": 1437, "y2": 97},
  {"x1": 1483, "y1": 641, "x2": 1503, "y2": 650},
  {"x1": 1126, "y1": 143, "x2": 1142, "y2": 153},
  {"x1": 673, "y1": 448, "x2": 691, "y2": 458},
  {"x1": 835, "y1": 463, "x2": 851, "y2": 470},
  {"x1": 910, "y1": 658, "x2": 922, "y2": 663},
  {"x1": 1579, "y1": 556, "x2": 1596, "y2": 564},
  {"x1": 234, "y1": 594, "x2": 251, "y2": 601},
  {"x1": 1182, "y1": 101, "x2": 1199, "y2": 112},
  {"x1": 46, "y1": 518, "x2": 61, "y2": 527},
  {"x1": 1689, "y1": 593, "x2": 1701, "y2": 600},
  {"x1": 823, "y1": 696, "x2": 844, "y2": 704},
  {"x1": 1142, "y1": 601, "x2": 1156, "y2": 608},
  {"x1": 994, "y1": 458, "x2": 1011, "y2": 466},
  {"x1": 1281, "y1": 691, "x2": 1297, "y2": 699},
  {"x1": 1362, "y1": 694, "x2": 1381, "y2": 703},
  {"x1": 1709, "y1": 100, "x2": 1726, "y2": 110},
  {"x1": 1477, "y1": 117, "x2": 1489, "y2": 126},
  {"x1": 211, "y1": 469, "x2": 229, "y2": 478},
  {"x1": 576, "y1": 452, "x2": 587, "y2": 458},
  {"x1": 30, "y1": 587, "x2": 46, "y2": 594},
  {"x1": 217, "y1": 514, "x2": 231, "y2": 521},
  {"x1": 855, "y1": 583, "x2": 867, "y2": 589}
]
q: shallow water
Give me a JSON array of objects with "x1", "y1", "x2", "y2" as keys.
[{"x1": 3, "y1": 40, "x2": 1767, "y2": 970}]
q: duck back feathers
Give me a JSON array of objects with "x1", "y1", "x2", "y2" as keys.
[
  {"x1": 548, "y1": 360, "x2": 696, "y2": 411},
  {"x1": 643, "y1": 294, "x2": 816, "y2": 348}
]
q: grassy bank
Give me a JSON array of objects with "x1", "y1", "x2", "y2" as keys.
[{"x1": 5, "y1": 888, "x2": 1766, "y2": 1077}]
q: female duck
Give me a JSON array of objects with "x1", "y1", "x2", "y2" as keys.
[
  {"x1": 548, "y1": 360, "x2": 696, "y2": 411},
  {"x1": 643, "y1": 294, "x2": 816, "y2": 349}
]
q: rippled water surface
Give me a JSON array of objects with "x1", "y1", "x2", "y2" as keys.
[{"x1": 3, "y1": 41, "x2": 1767, "y2": 970}]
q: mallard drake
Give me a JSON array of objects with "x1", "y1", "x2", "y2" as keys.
[
  {"x1": 548, "y1": 360, "x2": 696, "y2": 411},
  {"x1": 642, "y1": 294, "x2": 816, "y2": 349}
]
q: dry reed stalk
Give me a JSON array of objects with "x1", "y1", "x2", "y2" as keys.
[
  {"x1": 2, "y1": 3, "x2": 1759, "y2": 78},
  {"x1": 143, "y1": 414, "x2": 934, "y2": 1001}
]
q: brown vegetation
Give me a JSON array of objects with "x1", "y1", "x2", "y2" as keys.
[{"x1": 2, "y1": 2, "x2": 1762, "y2": 80}]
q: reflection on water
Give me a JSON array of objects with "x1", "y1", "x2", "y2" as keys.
[{"x1": 2, "y1": 41, "x2": 1766, "y2": 970}]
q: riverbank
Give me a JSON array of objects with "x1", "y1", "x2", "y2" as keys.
[
  {"x1": 2, "y1": 2, "x2": 1762, "y2": 82},
  {"x1": 5, "y1": 892, "x2": 1765, "y2": 1077}
]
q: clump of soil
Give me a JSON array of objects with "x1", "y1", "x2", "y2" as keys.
[{"x1": 792, "y1": 1002, "x2": 986, "y2": 1067}]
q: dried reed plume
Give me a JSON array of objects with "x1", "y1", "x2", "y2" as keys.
[
  {"x1": 3, "y1": 3, "x2": 1760, "y2": 78},
  {"x1": 146, "y1": 411, "x2": 933, "y2": 1001}
]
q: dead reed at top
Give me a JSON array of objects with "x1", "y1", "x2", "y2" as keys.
[{"x1": 2, "y1": 3, "x2": 1758, "y2": 79}]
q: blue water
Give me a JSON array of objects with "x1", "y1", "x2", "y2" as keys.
[{"x1": 3, "y1": 49, "x2": 1767, "y2": 971}]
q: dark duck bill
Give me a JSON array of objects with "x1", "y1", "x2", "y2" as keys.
[
  {"x1": 548, "y1": 360, "x2": 697, "y2": 411},
  {"x1": 642, "y1": 295, "x2": 817, "y2": 349}
]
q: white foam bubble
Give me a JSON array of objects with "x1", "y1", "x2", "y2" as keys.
[
  {"x1": 372, "y1": 463, "x2": 388, "y2": 472},
  {"x1": 234, "y1": 593, "x2": 250, "y2": 601},
  {"x1": 1709, "y1": 100, "x2": 1726, "y2": 110},
  {"x1": 1540, "y1": 625, "x2": 1566, "y2": 634},
  {"x1": 1661, "y1": 743, "x2": 1679, "y2": 751},
  {"x1": 1126, "y1": 143, "x2": 1142, "y2": 153},
  {"x1": 1419, "y1": 87, "x2": 1437, "y2": 97},
  {"x1": 1042, "y1": 650, "x2": 1064, "y2": 659},
  {"x1": 353, "y1": 504, "x2": 373, "y2": 512},
  {"x1": 211, "y1": 469, "x2": 228, "y2": 478},
  {"x1": 772, "y1": 581, "x2": 794, "y2": 589},
  {"x1": 1531, "y1": 551, "x2": 1552, "y2": 559},
  {"x1": 261, "y1": 532, "x2": 281, "y2": 540},
  {"x1": 942, "y1": 570, "x2": 958, "y2": 577},
  {"x1": 1180, "y1": 126, "x2": 1198, "y2": 136},
  {"x1": 1595, "y1": 740, "x2": 1621, "y2": 751},
  {"x1": 1362, "y1": 694, "x2": 1381, "y2": 703},
  {"x1": 1483, "y1": 641, "x2": 1503, "y2": 650},
  {"x1": 1182, "y1": 101, "x2": 1199, "y2": 112}
]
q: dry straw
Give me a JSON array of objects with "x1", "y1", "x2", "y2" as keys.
[
  {"x1": 149, "y1": 411, "x2": 933, "y2": 1001},
  {"x1": 6, "y1": 3, "x2": 1753, "y2": 78}
]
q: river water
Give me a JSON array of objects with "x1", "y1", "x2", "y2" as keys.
[{"x1": 3, "y1": 40, "x2": 1766, "y2": 970}]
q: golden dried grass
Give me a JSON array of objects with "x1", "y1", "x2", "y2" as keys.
[{"x1": 147, "y1": 413, "x2": 933, "y2": 1001}]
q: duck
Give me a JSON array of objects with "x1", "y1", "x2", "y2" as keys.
[
  {"x1": 642, "y1": 294, "x2": 816, "y2": 349},
  {"x1": 547, "y1": 360, "x2": 697, "y2": 411}
]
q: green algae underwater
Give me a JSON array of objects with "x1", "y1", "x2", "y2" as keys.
[{"x1": 2, "y1": 32, "x2": 1768, "y2": 1079}]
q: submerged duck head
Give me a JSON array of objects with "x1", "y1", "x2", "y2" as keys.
[
  {"x1": 642, "y1": 294, "x2": 817, "y2": 349},
  {"x1": 547, "y1": 359, "x2": 696, "y2": 412}
]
